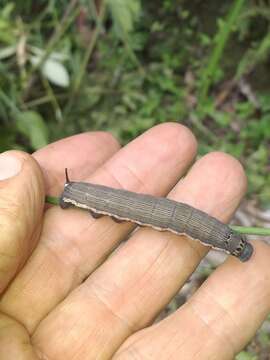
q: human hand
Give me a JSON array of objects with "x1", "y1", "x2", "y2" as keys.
[{"x1": 0, "y1": 123, "x2": 269, "y2": 360}]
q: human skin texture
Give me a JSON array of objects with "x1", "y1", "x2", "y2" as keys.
[{"x1": 0, "y1": 123, "x2": 269, "y2": 360}]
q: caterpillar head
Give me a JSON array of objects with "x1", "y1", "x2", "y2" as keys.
[{"x1": 230, "y1": 233, "x2": 253, "y2": 262}]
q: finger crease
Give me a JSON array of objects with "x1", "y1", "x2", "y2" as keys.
[
  {"x1": 101, "y1": 164, "x2": 127, "y2": 190},
  {"x1": 189, "y1": 301, "x2": 236, "y2": 358},
  {"x1": 115, "y1": 345, "x2": 151, "y2": 360},
  {"x1": 122, "y1": 164, "x2": 149, "y2": 193},
  {"x1": 41, "y1": 237, "x2": 84, "y2": 287},
  {"x1": 89, "y1": 282, "x2": 136, "y2": 335}
]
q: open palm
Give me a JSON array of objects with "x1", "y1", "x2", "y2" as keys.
[{"x1": 0, "y1": 123, "x2": 269, "y2": 360}]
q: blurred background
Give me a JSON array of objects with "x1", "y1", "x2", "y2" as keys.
[{"x1": 0, "y1": 0, "x2": 269, "y2": 358}]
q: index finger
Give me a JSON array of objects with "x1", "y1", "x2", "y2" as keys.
[{"x1": 33, "y1": 131, "x2": 120, "y2": 195}]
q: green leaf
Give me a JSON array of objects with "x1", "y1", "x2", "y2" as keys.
[
  {"x1": 15, "y1": 111, "x2": 49, "y2": 150},
  {"x1": 42, "y1": 57, "x2": 70, "y2": 87},
  {"x1": 0, "y1": 45, "x2": 16, "y2": 60},
  {"x1": 106, "y1": 0, "x2": 141, "y2": 36},
  {"x1": 0, "y1": 4, "x2": 16, "y2": 44},
  {"x1": 235, "y1": 351, "x2": 257, "y2": 360},
  {"x1": 30, "y1": 55, "x2": 70, "y2": 88},
  {"x1": 0, "y1": 129, "x2": 16, "y2": 152},
  {"x1": 2, "y1": 3, "x2": 15, "y2": 19}
]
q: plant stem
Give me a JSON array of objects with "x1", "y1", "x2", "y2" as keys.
[
  {"x1": 199, "y1": 0, "x2": 246, "y2": 106},
  {"x1": 22, "y1": 0, "x2": 80, "y2": 101},
  {"x1": 42, "y1": 76, "x2": 63, "y2": 122},
  {"x1": 230, "y1": 225, "x2": 270, "y2": 236},
  {"x1": 46, "y1": 196, "x2": 60, "y2": 205},
  {"x1": 24, "y1": 94, "x2": 68, "y2": 108},
  {"x1": 0, "y1": 89, "x2": 20, "y2": 115},
  {"x1": 74, "y1": 2, "x2": 106, "y2": 93},
  {"x1": 45, "y1": 195, "x2": 270, "y2": 236},
  {"x1": 64, "y1": 0, "x2": 107, "y2": 114}
]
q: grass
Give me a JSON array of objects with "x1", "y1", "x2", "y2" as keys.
[{"x1": 0, "y1": 1, "x2": 269, "y2": 203}]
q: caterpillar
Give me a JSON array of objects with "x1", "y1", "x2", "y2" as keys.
[{"x1": 59, "y1": 169, "x2": 253, "y2": 262}]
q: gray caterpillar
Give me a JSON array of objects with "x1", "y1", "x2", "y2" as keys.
[{"x1": 60, "y1": 170, "x2": 253, "y2": 262}]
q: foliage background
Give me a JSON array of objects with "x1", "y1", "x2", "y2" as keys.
[{"x1": 0, "y1": 0, "x2": 270, "y2": 357}]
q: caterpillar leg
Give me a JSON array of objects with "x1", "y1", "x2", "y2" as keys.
[
  {"x1": 111, "y1": 217, "x2": 125, "y2": 223},
  {"x1": 89, "y1": 210, "x2": 103, "y2": 219}
]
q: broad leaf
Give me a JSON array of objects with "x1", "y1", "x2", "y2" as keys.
[
  {"x1": 42, "y1": 57, "x2": 70, "y2": 87},
  {"x1": 30, "y1": 55, "x2": 70, "y2": 88},
  {"x1": 15, "y1": 111, "x2": 49, "y2": 150},
  {"x1": 0, "y1": 45, "x2": 16, "y2": 60},
  {"x1": 106, "y1": 0, "x2": 141, "y2": 36}
]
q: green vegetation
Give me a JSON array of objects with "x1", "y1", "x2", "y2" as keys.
[
  {"x1": 1, "y1": 1, "x2": 270, "y2": 356},
  {"x1": 0, "y1": 0, "x2": 269, "y2": 204}
]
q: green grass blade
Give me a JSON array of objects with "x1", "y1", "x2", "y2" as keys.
[
  {"x1": 46, "y1": 195, "x2": 60, "y2": 205},
  {"x1": 199, "y1": 0, "x2": 246, "y2": 106}
]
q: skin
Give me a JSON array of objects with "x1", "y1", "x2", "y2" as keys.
[{"x1": 0, "y1": 123, "x2": 269, "y2": 360}]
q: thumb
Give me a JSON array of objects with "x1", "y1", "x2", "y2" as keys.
[{"x1": 0, "y1": 151, "x2": 44, "y2": 294}]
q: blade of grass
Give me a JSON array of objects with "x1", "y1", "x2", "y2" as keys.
[
  {"x1": 64, "y1": 0, "x2": 107, "y2": 114},
  {"x1": 46, "y1": 195, "x2": 60, "y2": 205},
  {"x1": 0, "y1": 89, "x2": 20, "y2": 115},
  {"x1": 230, "y1": 225, "x2": 270, "y2": 236},
  {"x1": 198, "y1": 0, "x2": 246, "y2": 107}
]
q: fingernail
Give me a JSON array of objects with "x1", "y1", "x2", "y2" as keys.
[{"x1": 0, "y1": 153, "x2": 22, "y2": 180}]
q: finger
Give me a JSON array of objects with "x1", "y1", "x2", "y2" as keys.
[
  {"x1": 32, "y1": 152, "x2": 246, "y2": 360},
  {"x1": 33, "y1": 131, "x2": 121, "y2": 195},
  {"x1": 0, "y1": 134, "x2": 119, "y2": 360},
  {"x1": 115, "y1": 241, "x2": 270, "y2": 360},
  {"x1": 176, "y1": 241, "x2": 270, "y2": 358},
  {"x1": 0, "y1": 313, "x2": 38, "y2": 360},
  {"x1": 0, "y1": 133, "x2": 120, "y2": 316},
  {"x1": 0, "y1": 151, "x2": 44, "y2": 294}
]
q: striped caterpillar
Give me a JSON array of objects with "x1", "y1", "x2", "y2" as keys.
[{"x1": 60, "y1": 169, "x2": 253, "y2": 262}]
